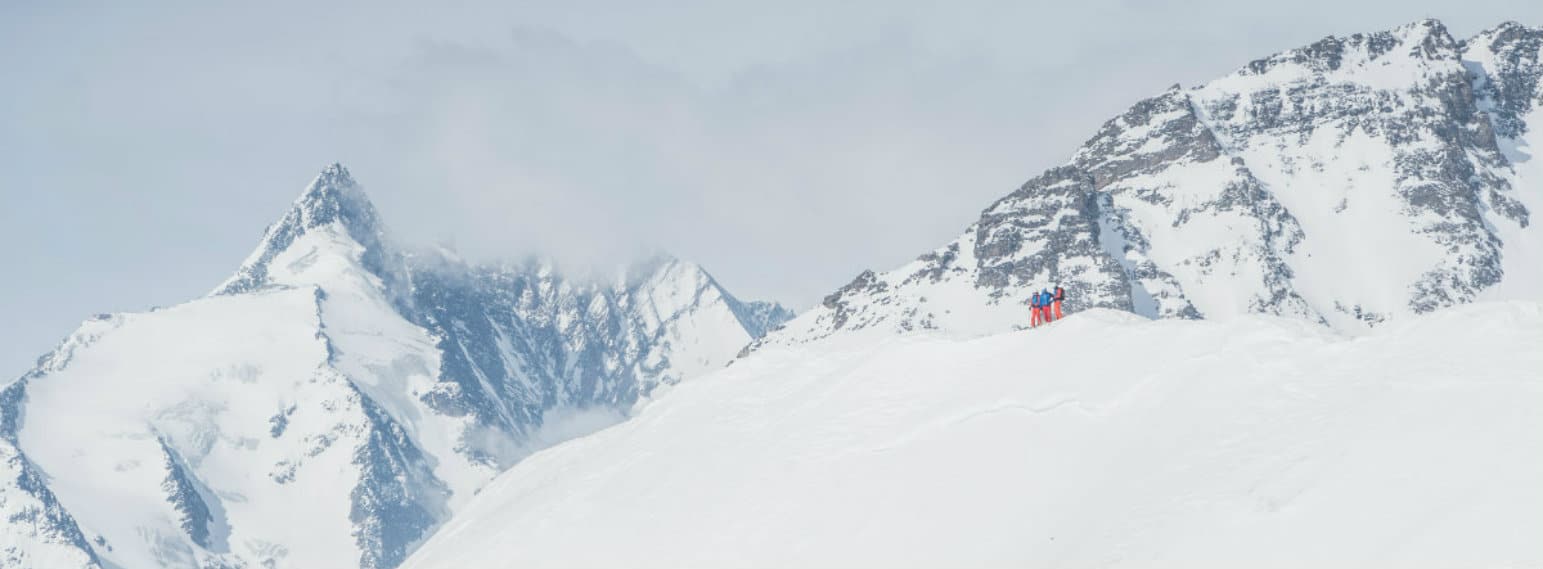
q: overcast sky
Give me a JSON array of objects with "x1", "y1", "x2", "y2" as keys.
[{"x1": 2, "y1": 0, "x2": 1539, "y2": 376}]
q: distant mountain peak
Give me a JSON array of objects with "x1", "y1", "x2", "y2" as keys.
[
  {"x1": 281, "y1": 162, "x2": 383, "y2": 244},
  {"x1": 15, "y1": 163, "x2": 792, "y2": 569},
  {"x1": 620, "y1": 253, "x2": 692, "y2": 287},
  {"x1": 300, "y1": 163, "x2": 371, "y2": 214},
  {"x1": 319, "y1": 161, "x2": 349, "y2": 177},
  {"x1": 213, "y1": 162, "x2": 400, "y2": 296}
]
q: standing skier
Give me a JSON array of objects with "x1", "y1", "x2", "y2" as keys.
[
  {"x1": 1029, "y1": 291, "x2": 1042, "y2": 328},
  {"x1": 1053, "y1": 285, "x2": 1065, "y2": 320},
  {"x1": 1041, "y1": 288, "x2": 1055, "y2": 323}
]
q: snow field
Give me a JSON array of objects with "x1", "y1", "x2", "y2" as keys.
[{"x1": 405, "y1": 302, "x2": 1543, "y2": 569}]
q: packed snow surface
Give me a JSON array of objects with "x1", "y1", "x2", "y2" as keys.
[{"x1": 405, "y1": 302, "x2": 1543, "y2": 568}]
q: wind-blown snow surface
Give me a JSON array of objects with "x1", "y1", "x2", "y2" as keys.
[
  {"x1": 405, "y1": 302, "x2": 1543, "y2": 569},
  {"x1": 0, "y1": 165, "x2": 791, "y2": 569},
  {"x1": 759, "y1": 19, "x2": 1543, "y2": 349}
]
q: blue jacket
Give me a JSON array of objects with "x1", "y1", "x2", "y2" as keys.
[
  {"x1": 1030, "y1": 292, "x2": 1042, "y2": 307},
  {"x1": 1041, "y1": 289, "x2": 1053, "y2": 303}
]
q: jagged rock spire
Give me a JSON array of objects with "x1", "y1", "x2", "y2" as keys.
[{"x1": 213, "y1": 163, "x2": 397, "y2": 296}]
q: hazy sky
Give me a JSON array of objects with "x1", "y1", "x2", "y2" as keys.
[{"x1": 2, "y1": 1, "x2": 1539, "y2": 376}]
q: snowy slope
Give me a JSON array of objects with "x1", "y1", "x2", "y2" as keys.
[
  {"x1": 0, "y1": 379, "x2": 102, "y2": 568},
  {"x1": 761, "y1": 19, "x2": 1543, "y2": 349},
  {"x1": 0, "y1": 165, "x2": 790, "y2": 569},
  {"x1": 404, "y1": 302, "x2": 1543, "y2": 569},
  {"x1": 13, "y1": 289, "x2": 435, "y2": 569}
]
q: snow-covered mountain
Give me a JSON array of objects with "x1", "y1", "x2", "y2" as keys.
[
  {"x1": 0, "y1": 164, "x2": 791, "y2": 569},
  {"x1": 6, "y1": 17, "x2": 1541, "y2": 569},
  {"x1": 402, "y1": 302, "x2": 1543, "y2": 568},
  {"x1": 759, "y1": 19, "x2": 1543, "y2": 349}
]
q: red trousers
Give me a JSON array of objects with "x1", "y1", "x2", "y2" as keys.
[
  {"x1": 1030, "y1": 307, "x2": 1041, "y2": 327},
  {"x1": 1054, "y1": 300, "x2": 1063, "y2": 320}
]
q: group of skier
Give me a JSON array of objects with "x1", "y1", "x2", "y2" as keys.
[{"x1": 1029, "y1": 285, "x2": 1065, "y2": 328}]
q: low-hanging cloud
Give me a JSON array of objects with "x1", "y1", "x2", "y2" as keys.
[{"x1": 369, "y1": 24, "x2": 1108, "y2": 302}]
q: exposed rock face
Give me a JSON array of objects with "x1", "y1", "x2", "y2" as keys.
[
  {"x1": 759, "y1": 19, "x2": 1542, "y2": 350},
  {"x1": 1190, "y1": 19, "x2": 1526, "y2": 321},
  {"x1": 409, "y1": 254, "x2": 790, "y2": 463},
  {"x1": 1469, "y1": 22, "x2": 1543, "y2": 142}
]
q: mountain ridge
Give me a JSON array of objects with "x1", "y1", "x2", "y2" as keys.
[{"x1": 754, "y1": 18, "x2": 1543, "y2": 351}]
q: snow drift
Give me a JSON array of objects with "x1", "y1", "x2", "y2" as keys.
[{"x1": 404, "y1": 302, "x2": 1543, "y2": 568}]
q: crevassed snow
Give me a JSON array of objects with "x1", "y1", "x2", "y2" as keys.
[{"x1": 403, "y1": 302, "x2": 1543, "y2": 569}]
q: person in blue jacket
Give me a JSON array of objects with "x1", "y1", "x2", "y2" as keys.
[{"x1": 1041, "y1": 288, "x2": 1055, "y2": 323}]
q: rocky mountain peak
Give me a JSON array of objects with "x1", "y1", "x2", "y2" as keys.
[
  {"x1": 292, "y1": 163, "x2": 378, "y2": 230},
  {"x1": 7, "y1": 162, "x2": 795, "y2": 569},
  {"x1": 1394, "y1": 18, "x2": 1460, "y2": 59},
  {"x1": 1239, "y1": 18, "x2": 1460, "y2": 79},
  {"x1": 213, "y1": 163, "x2": 402, "y2": 297}
]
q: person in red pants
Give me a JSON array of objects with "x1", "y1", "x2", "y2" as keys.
[
  {"x1": 1053, "y1": 285, "x2": 1065, "y2": 320},
  {"x1": 1029, "y1": 291, "x2": 1042, "y2": 328}
]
